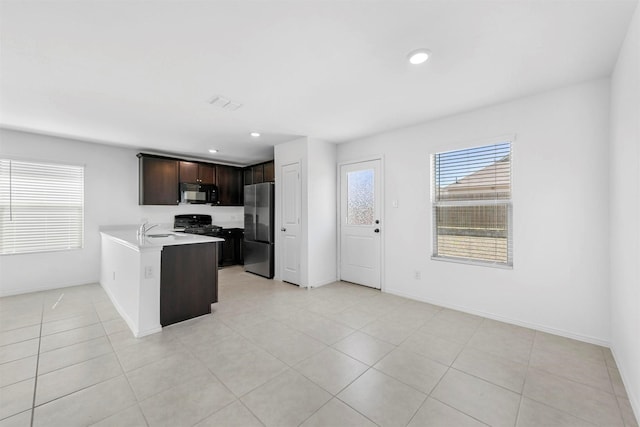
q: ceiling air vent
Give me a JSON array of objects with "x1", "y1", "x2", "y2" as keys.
[{"x1": 209, "y1": 95, "x2": 242, "y2": 111}]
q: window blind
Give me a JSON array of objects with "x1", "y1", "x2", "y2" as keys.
[
  {"x1": 432, "y1": 142, "x2": 512, "y2": 266},
  {"x1": 0, "y1": 159, "x2": 84, "y2": 255}
]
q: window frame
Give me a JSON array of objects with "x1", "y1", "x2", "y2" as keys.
[
  {"x1": 430, "y1": 139, "x2": 513, "y2": 269},
  {"x1": 0, "y1": 157, "x2": 85, "y2": 256}
]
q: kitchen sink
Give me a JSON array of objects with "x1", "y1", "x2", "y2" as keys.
[{"x1": 147, "y1": 233, "x2": 175, "y2": 238}]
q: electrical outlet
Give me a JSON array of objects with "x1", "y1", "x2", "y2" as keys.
[
  {"x1": 414, "y1": 270, "x2": 421, "y2": 280},
  {"x1": 144, "y1": 266, "x2": 153, "y2": 279}
]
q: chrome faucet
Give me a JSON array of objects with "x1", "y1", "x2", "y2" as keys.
[{"x1": 137, "y1": 222, "x2": 158, "y2": 238}]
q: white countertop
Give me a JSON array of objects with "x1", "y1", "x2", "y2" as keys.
[{"x1": 100, "y1": 226, "x2": 224, "y2": 252}]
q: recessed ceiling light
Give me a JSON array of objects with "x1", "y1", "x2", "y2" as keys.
[
  {"x1": 250, "y1": 132, "x2": 260, "y2": 137},
  {"x1": 408, "y1": 48, "x2": 431, "y2": 65},
  {"x1": 208, "y1": 149, "x2": 218, "y2": 154}
]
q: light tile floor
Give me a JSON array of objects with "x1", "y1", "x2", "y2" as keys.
[{"x1": 0, "y1": 266, "x2": 637, "y2": 427}]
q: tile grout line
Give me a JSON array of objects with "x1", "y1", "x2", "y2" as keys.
[
  {"x1": 427, "y1": 395, "x2": 492, "y2": 427},
  {"x1": 394, "y1": 374, "x2": 429, "y2": 427},
  {"x1": 176, "y1": 300, "x2": 286, "y2": 421},
  {"x1": 39, "y1": 316, "x2": 103, "y2": 338},
  {"x1": 29, "y1": 298, "x2": 45, "y2": 427},
  {"x1": 237, "y1": 400, "x2": 267, "y2": 427},
  {"x1": 227, "y1": 277, "x2": 594, "y2": 426},
  {"x1": 26, "y1": 304, "x2": 125, "y2": 424},
  {"x1": 405, "y1": 317, "x2": 488, "y2": 427},
  {"x1": 0, "y1": 323, "x2": 41, "y2": 348},
  {"x1": 21, "y1": 295, "x2": 146, "y2": 426},
  {"x1": 177, "y1": 316, "x2": 250, "y2": 426},
  {"x1": 513, "y1": 326, "x2": 537, "y2": 427},
  {"x1": 92, "y1": 298, "x2": 151, "y2": 426},
  {"x1": 8, "y1": 276, "x2": 633, "y2": 426},
  {"x1": 427, "y1": 362, "x2": 498, "y2": 427},
  {"x1": 217, "y1": 296, "x2": 386, "y2": 425},
  {"x1": 35, "y1": 336, "x2": 112, "y2": 376},
  {"x1": 324, "y1": 311, "x2": 453, "y2": 426},
  {"x1": 604, "y1": 346, "x2": 628, "y2": 425},
  {"x1": 522, "y1": 333, "x2": 603, "y2": 426},
  {"x1": 329, "y1": 365, "x2": 385, "y2": 427},
  {"x1": 224, "y1": 314, "x2": 333, "y2": 370}
]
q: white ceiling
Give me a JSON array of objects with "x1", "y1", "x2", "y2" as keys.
[{"x1": 0, "y1": 0, "x2": 637, "y2": 166}]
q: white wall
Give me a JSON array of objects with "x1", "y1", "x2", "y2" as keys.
[
  {"x1": 0, "y1": 129, "x2": 243, "y2": 296},
  {"x1": 307, "y1": 138, "x2": 337, "y2": 287},
  {"x1": 274, "y1": 136, "x2": 337, "y2": 287},
  {"x1": 337, "y1": 79, "x2": 612, "y2": 344},
  {"x1": 610, "y1": 3, "x2": 640, "y2": 418}
]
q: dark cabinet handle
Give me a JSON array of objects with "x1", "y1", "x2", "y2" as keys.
[{"x1": 374, "y1": 228, "x2": 380, "y2": 233}]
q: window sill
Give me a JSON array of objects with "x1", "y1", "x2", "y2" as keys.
[{"x1": 431, "y1": 255, "x2": 513, "y2": 270}]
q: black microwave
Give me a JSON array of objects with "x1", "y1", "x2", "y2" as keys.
[{"x1": 180, "y1": 182, "x2": 219, "y2": 204}]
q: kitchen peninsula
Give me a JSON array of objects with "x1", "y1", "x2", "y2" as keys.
[{"x1": 100, "y1": 226, "x2": 223, "y2": 337}]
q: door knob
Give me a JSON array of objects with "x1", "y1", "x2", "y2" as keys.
[
  {"x1": 374, "y1": 228, "x2": 380, "y2": 233},
  {"x1": 281, "y1": 227, "x2": 287, "y2": 232}
]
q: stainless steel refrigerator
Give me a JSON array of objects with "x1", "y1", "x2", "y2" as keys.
[{"x1": 244, "y1": 182, "x2": 274, "y2": 278}]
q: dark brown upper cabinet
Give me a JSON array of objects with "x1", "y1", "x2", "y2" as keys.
[
  {"x1": 244, "y1": 160, "x2": 274, "y2": 186},
  {"x1": 138, "y1": 154, "x2": 179, "y2": 205},
  {"x1": 139, "y1": 153, "x2": 245, "y2": 206},
  {"x1": 252, "y1": 164, "x2": 264, "y2": 184},
  {"x1": 216, "y1": 165, "x2": 243, "y2": 206},
  {"x1": 179, "y1": 161, "x2": 215, "y2": 184},
  {"x1": 244, "y1": 168, "x2": 253, "y2": 186},
  {"x1": 263, "y1": 161, "x2": 275, "y2": 182}
]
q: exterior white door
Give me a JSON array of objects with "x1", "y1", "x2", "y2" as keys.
[
  {"x1": 280, "y1": 162, "x2": 301, "y2": 285},
  {"x1": 340, "y1": 159, "x2": 382, "y2": 289}
]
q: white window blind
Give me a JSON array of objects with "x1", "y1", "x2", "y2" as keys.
[
  {"x1": 0, "y1": 159, "x2": 84, "y2": 255},
  {"x1": 432, "y1": 141, "x2": 513, "y2": 267}
]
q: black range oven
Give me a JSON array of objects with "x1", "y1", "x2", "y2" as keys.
[{"x1": 174, "y1": 214, "x2": 223, "y2": 236}]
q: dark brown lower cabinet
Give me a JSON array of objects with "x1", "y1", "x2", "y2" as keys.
[
  {"x1": 160, "y1": 242, "x2": 218, "y2": 327},
  {"x1": 219, "y1": 228, "x2": 244, "y2": 267}
]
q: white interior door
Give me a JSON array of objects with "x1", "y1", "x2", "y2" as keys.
[
  {"x1": 280, "y1": 162, "x2": 301, "y2": 285},
  {"x1": 340, "y1": 159, "x2": 382, "y2": 289}
]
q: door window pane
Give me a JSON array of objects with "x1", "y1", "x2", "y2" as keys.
[{"x1": 347, "y1": 169, "x2": 374, "y2": 225}]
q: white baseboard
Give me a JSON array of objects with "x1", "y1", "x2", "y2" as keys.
[
  {"x1": 610, "y1": 347, "x2": 640, "y2": 425},
  {"x1": 99, "y1": 281, "x2": 141, "y2": 337},
  {"x1": 309, "y1": 277, "x2": 339, "y2": 288},
  {"x1": 384, "y1": 287, "x2": 610, "y2": 347},
  {"x1": 135, "y1": 326, "x2": 163, "y2": 338},
  {"x1": 0, "y1": 280, "x2": 98, "y2": 298}
]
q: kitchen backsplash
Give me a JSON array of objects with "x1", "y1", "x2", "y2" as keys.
[{"x1": 138, "y1": 205, "x2": 244, "y2": 227}]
